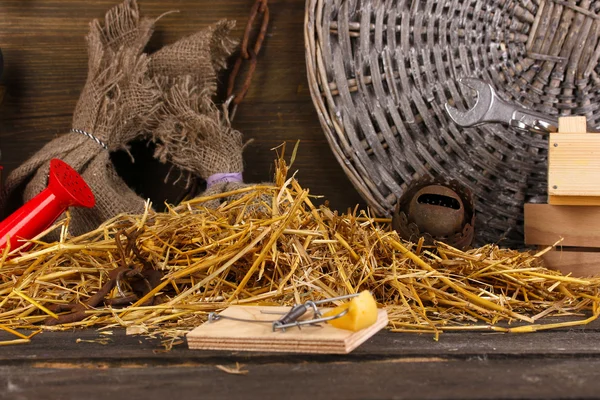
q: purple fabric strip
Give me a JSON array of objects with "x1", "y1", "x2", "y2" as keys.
[{"x1": 206, "y1": 172, "x2": 243, "y2": 188}]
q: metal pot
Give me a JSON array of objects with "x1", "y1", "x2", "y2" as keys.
[{"x1": 392, "y1": 176, "x2": 475, "y2": 249}]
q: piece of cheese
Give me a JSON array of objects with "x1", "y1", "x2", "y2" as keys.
[{"x1": 324, "y1": 291, "x2": 378, "y2": 331}]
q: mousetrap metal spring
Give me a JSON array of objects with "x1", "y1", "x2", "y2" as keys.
[{"x1": 208, "y1": 293, "x2": 360, "y2": 332}]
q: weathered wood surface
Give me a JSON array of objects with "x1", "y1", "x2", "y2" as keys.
[
  {"x1": 0, "y1": 0, "x2": 365, "y2": 212},
  {"x1": 3, "y1": 326, "x2": 600, "y2": 399}
]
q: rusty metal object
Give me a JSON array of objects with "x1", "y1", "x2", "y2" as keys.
[
  {"x1": 44, "y1": 229, "x2": 160, "y2": 325},
  {"x1": 392, "y1": 177, "x2": 475, "y2": 249},
  {"x1": 226, "y1": 0, "x2": 269, "y2": 119}
]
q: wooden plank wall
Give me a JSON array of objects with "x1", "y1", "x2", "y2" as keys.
[{"x1": 0, "y1": 0, "x2": 366, "y2": 212}]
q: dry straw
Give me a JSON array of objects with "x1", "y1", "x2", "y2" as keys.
[{"x1": 0, "y1": 146, "x2": 599, "y2": 345}]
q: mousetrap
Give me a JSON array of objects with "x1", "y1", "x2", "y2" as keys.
[{"x1": 187, "y1": 300, "x2": 388, "y2": 354}]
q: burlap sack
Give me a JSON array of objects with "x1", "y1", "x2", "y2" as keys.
[
  {"x1": 1, "y1": 0, "x2": 242, "y2": 236},
  {"x1": 147, "y1": 74, "x2": 274, "y2": 213},
  {"x1": 151, "y1": 77, "x2": 244, "y2": 182},
  {"x1": 145, "y1": 18, "x2": 271, "y2": 211},
  {"x1": 2, "y1": 2, "x2": 161, "y2": 235},
  {"x1": 148, "y1": 20, "x2": 236, "y2": 95}
]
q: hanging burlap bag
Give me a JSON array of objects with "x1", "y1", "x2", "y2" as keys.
[
  {"x1": 2, "y1": 1, "x2": 162, "y2": 235},
  {"x1": 150, "y1": 76, "x2": 244, "y2": 187},
  {"x1": 1, "y1": 0, "x2": 247, "y2": 236},
  {"x1": 149, "y1": 74, "x2": 274, "y2": 211},
  {"x1": 146, "y1": 19, "x2": 265, "y2": 209},
  {"x1": 142, "y1": 13, "x2": 269, "y2": 212}
]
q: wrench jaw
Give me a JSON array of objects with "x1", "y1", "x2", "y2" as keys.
[
  {"x1": 458, "y1": 77, "x2": 492, "y2": 94},
  {"x1": 445, "y1": 78, "x2": 494, "y2": 127},
  {"x1": 444, "y1": 103, "x2": 476, "y2": 127}
]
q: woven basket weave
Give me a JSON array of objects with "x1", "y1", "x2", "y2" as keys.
[{"x1": 305, "y1": 0, "x2": 600, "y2": 246}]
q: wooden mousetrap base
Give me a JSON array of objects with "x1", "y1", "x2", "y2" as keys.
[{"x1": 187, "y1": 306, "x2": 389, "y2": 354}]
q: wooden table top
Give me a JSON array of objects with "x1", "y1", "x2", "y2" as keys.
[
  {"x1": 1, "y1": 1, "x2": 598, "y2": 399},
  {"x1": 2, "y1": 323, "x2": 600, "y2": 399}
]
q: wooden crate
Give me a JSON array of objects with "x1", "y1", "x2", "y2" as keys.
[
  {"x1": 524, "y1": 204, "x2": 600, "y2": 277},
  {"x1": 526, "y1": 116, "x2": 600, "y2": 276},
  {"x1": 548, "y1": 116, "x2": 600, "y2": 205}
]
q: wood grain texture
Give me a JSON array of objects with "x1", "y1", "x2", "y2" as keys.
[
  {"x1": 524, "y1": 203, "x2": 600, "y2": 247},
  {"x1": 4, "y1": 328, "x2": 600, "y2": 399},
  {"x1": 540, "y1": 249, "x2": 600, "y2": 277},
  {"x1": 548, "y1": 132, "x2": 600, "y2": 198},
  {"x1": 6, "y1": 325, "x2": 600, "y2": 362},
  {"x1": 5, "y1": 358, "x2": 600, "y2": 400},
  {"x1": 187, "y1": 306, "x2": 388, "y2": 354},
  {"x1": 0, "y1": 0, "x2": 366, "y2": 213},
  {"x1": 548, "y1": 195, "x2": 600, "y2": 205},
  {"x1": 524, "y1": 204, "x2": 600, "y2": 276},
  {"x1": 558, "y1": 116, "x2": 587, "y2": 133}
]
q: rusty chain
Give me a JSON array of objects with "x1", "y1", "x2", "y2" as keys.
[{"x1": 226, "y1": 0, "x2": 269, "y2": 121}]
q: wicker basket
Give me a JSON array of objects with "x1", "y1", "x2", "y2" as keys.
[{"x1": 305, "y1": 0, "x2": 600, "y2": 246}]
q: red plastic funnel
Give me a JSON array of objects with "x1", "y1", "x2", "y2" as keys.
[{"x1": 0, "y1": 159, "x2": 95, "y2": 252}]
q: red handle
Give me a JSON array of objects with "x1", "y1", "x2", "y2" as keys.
[{"x1": 0, "y1": 159, "x2": 95, "y2": 252}]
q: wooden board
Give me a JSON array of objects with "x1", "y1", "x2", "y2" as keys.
[
  {"x1": 524, "y1": 203, "x2": 600, "y2": 276},
  {"x1": 540, "y1": 249, "x2": 600, "y2": 277},
  {"x1": 7, "y1": 327, "x2": 600, "y2": 399},
  {"x1": 548, "y1": 195, "x2": 600, "y2": 206},
  {"x1": 524, "y1": 203, "x2": 600, "y2": 247},
  {"x1": 557, "y1": 116, "x2": 587, "y2": 133},
  {"x1": 6, "y1": 357, "x2": 600, "y2": 400},
  {"x1": 548, "y1": 133, "x2": 600, "y2": 198},
  {"x1": 187, "y1": 306, "x2": 388, "y2": 354}
]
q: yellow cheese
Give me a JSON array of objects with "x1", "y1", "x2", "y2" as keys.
[{"x1": 324, "y1": 291, "x2": 378, "y2": 331}]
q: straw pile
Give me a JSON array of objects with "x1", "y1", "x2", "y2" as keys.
[{"x1": 1, "y1": 148, "x2": 599, "y2": 346}]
